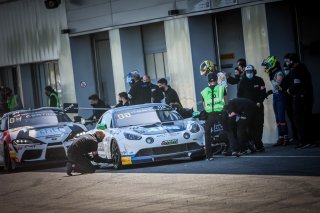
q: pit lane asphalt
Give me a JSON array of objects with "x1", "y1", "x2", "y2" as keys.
[{"x1": 1, "y1": 145, "x2": 320, "y2": 213}]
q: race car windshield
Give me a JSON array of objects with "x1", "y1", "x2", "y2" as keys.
[
  {"x1": 115, "y1": 107, "x2": 183, "y2": 128},
  {"x1": 8, "y1": 110, "x2": 72, "y2": 129}
]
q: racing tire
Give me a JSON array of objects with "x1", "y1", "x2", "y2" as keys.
[
  {"x1": 3, "y1": 143, "x2": 15, "y2": 172},
  {"x1": 111, "y1": 141, "x2": 122, "y2": 170}
]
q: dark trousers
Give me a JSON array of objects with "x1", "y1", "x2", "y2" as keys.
[
  {"x1": 204, "y1": 112, "x2": 227, "y2": 158},
  {"x1": 273, "y1": 93, "x2": 288, "y2": 138},
  {"x1": 293, "y1": 97, "x2": 313, "y2": 144},
  {"x1": 228, "y1": 117, "x2": 254, "y2": 152},
  {"x1": 252, "y1": 105, "x2": 264, "y2": 150},
  {"x1": 285, "y1": 95, "x2": 298, "y2": 140},
  {"x1": 67, "y1": 152, "x2": 96, "y2": 174}
]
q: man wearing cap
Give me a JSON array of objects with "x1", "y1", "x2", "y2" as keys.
[
  {"x1": 66, "y1": 130, "x2": 112, "y2": 176},
  {"x1": 237, "y1": 65, "x2": 266, "y2": 152},
  {"x1": 201, "y1": 73, "x2": 228, "y2": 161}
]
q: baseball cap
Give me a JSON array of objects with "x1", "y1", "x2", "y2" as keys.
[
  {"x1": 207, "y1": 72, "x2": 217, "y2": 82},
  {"x1": 245, "y1": 65, "x2": 255, "y2": 72}
]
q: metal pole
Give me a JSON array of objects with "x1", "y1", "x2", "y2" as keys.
[
  {"x1": 214, "y1": 16, "x2": 221, "y2": 70},
  {"x1": 294, "y1": 6, "x2": 302, "y2": 62}
]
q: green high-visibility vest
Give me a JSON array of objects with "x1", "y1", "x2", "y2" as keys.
[
  {"x1": 201, "y1": 85, "x2": 225, "y2": 113},
  {"x1": 49, "y1": 92, "x2": 60, "y2": 107},
  {"x1": 7, "y1": 95, "x2": 18, "y2": 111}
]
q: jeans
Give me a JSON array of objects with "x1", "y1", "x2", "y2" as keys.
[{"x1": 273, "y1": 92, "x2": 288, "y2": 138}]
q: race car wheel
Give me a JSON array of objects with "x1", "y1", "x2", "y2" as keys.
[
  {"x1": 111, "y1": 141, "x2": 122, "y2": 170},
  {"x1": 3, "y1": 143, "x2": 15, "y2": 172}
]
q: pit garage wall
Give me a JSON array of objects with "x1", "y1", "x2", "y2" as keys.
[
  {"x1": 188, "y1": 15, "x2": 217, "y2": 110},
  {"x1": 69, "y1": 35, "x2": 96, "y2": 119},
  {"x1": 164, "y1": 17, "x2": 197, "y2": 108},
  {"x1": 241, "y1": 4, "x2": 276, "y2": 143},
  {"x1": 0, "y1": 0, "x2": 76, "y2": 105},
  {"x1": 66, "y1": 0, "x2": 273, "y2": 35}
]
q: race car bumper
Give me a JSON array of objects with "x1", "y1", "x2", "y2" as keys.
[
  {"x1": 121, "y1": 143, "x2": 205, "y2": 165},
  {"x1": 13, "y1": 143, "x2": 70, "y2": 163}
]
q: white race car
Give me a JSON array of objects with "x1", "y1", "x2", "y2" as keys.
[
  {"x1": 0, "y1": 108, "x2": 87, "y2": 171},
  {"x1": 94, "y1": 103, "x2": 205, "y2": 169}
]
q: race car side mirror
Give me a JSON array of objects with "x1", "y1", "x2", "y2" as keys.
[
  {"x1": 97, "y1": 123, "x2": 107, "y2": 130},
  {"x1": 74, "y1": 116, "x2": 82, "y2": 123}
]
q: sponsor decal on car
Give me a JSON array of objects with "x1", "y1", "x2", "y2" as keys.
[
  {"x1": 161, "y1": 139, "x2": 178, "y2": 146},
  {"x1": 9, "y1": 150, "x2": 16, "y2": 158},
  {"x1": 121, "y1": 156, "x2": 132, "y2": 165}
]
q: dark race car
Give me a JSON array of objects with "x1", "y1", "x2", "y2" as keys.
[{"x1": 0, "y1": 108, "x2": 87, "y2": 171}]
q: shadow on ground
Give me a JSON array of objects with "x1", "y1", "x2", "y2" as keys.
[{"x1": 1, "y1": 144, "x2": 320, "y2": 177}]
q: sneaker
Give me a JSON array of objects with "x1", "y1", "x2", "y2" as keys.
[
  {"x1": 283, "y1": 136, "x2": 289, "y2": 146},
  {"x1": 248, "y1": 144, "x2": 256, "y2": 154},
  {"x1": 206, "y1": 157, "x2": 214, "y2": 161},
  {"x1": 66, "y1": 162, "x2": 74, "y2": 176},
  {"x1": 256, "y1": 147, "x2": 265, "y2": 152},
  {"x1": 232, "y1": 152, "x2": 241, "y2": 157}
]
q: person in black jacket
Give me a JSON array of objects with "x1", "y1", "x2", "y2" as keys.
[
  {"x1": 143, "y1": 75, "x2": 164, "y2": 103},
  {"x1": 227, "y1": 98, "x2": 259, "y2": 156},
  {"x1": 282, "y1": 54, "x2": 298, "y2": 142},
  {"x1": 66, "y1": 130, "x2": 112, "y2": 175},
  {"x1": 115, "y1": 92, "x2": 130, "y2": 108},
  {"x1": 157, "y1": 78, "x2": 182, "y2": 107},
  {"x1": 237, "y1": 65, "x2": 266, "y2": 152},
  {"x1": 227, "y1": 58, "x2": 246, "y2": 86},
  {"x1": 128, "y1": 73, "x2": 151, "y2": 105},
  {"x1": 286, "y1": 53, "x2": 314, "y2": 148},
  {"x1": 88, "y1": 94, "x2": 110, "y2": 121}
]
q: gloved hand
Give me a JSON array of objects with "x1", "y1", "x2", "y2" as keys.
[{"x1": 267, "y1": 90, "x2": 273, "y2": 95}]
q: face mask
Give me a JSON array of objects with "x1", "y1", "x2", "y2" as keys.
[
  {"x1": 160, "y1": 87, "x2": 166, "y2": 92},
  {"x1": 97, "y1": 137, "x2": 103, "y2": 142},
  {"x1": 246, "y1": 73, "x2": 254, "y2": 79},
  {"x1": 284, "y1": 69, "x2": 290, "y2": 76}
]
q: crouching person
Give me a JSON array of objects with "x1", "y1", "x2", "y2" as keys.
[
  {"x1": 227, "y1": 98, "x2": 259, "y2": 156},
  {"x1": 66, "y1": 130, "x2": 112, "y2": 176}
]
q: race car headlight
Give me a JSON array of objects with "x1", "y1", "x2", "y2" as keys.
[
  {"x1": 65, "y1": 131, "x2": 86, "y2": 141},
  {"x1": 13, "y1": 139, "x2": 40, "y2": 145},
  {"x1": 75, "y1": 131, "x2": 86, "y2": 138},
  {"x1": 189, "y1": 123, "x2": 200, "y2": 133},
  {"x1": 123, "y1": 132, "x2": 142, "y2": 140}
]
